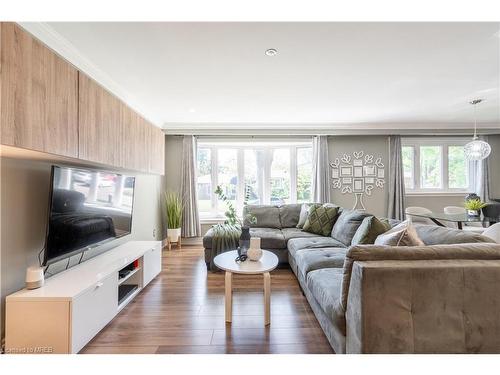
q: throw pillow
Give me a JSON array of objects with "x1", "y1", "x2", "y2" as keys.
[
  {"x1": 331, "y1": 209, "x2": 373, "y2": 246},
  {"x1": 374, "y1": 221, "x2": 425, "y2": 246},
  {"x1": 351, "y1": 216, "x2": 392, "y2": 245},
  {"x1": 303, "y1": 204, "x2": 340, "y2": 236},
  {"x1": 296, "y1": 203, "x2": 314, "y2": 228}
]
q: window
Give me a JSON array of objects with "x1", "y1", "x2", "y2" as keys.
[
  {"x1": 402, "y1": 138, "x2": 474, "y2": 193},
  {"x1": 196, "y1": 140, "x2": 313, "y2": 218}
]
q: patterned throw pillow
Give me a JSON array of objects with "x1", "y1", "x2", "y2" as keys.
[
  {"x1": 351, "y1": 216, "x2": 392, "y2": 245},
  {"x1": 303, "y1": 204, "x2": 340, "y2": 237},
  {"x1": 374, "y1": 221, "x2": 425, "y2": 246}
]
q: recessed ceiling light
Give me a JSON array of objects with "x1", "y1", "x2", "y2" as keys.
[
  {"x1": 265, "y1": 48, "x2": 278, "y2": 56},
  {"x1": 188, "y1": 108, "x2": 196, "y2": 113}
]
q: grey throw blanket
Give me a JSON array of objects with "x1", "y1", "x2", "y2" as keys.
[{"x1": 208, "y1": 224, "x2": 241, "y2": 271}]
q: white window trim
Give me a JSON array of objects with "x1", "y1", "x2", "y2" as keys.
[
  {"x1": 197, "y1": 141, "x2": 312, "y2": 219},
  {"x1": 402, "y1": 137, "x2": 476, "y2": 195}
]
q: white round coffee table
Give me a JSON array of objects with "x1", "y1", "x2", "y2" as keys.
[{"x1": 214, "y1": 250, "x2": 278, "y2": 325}]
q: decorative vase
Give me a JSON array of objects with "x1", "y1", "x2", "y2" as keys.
[
  {"x1": 247, "y1": 237, "x2": 263, "y2": 261},
  {"x1": 467, "y1": 209, "x2": 480, "y2": 217},
  {"x1": 352, "y1": 192, "x2": 366, "y2": 211},
  {"x1": 167, "y1": 228, "x2": 181, "y2": 242},
  {"x1": 238, "y1": 226, "x2": 251, "y2": 256}
]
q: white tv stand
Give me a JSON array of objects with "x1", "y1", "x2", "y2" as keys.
[{"x1": 5, "y1": 241, "x2": 162, "y2": 354}]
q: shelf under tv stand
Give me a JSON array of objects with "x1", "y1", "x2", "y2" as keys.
[{"x1": 5, "y1": 241, "x2": 162, "y2": 354}]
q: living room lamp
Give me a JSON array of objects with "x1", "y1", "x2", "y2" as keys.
[{"x1": 464, "y1": 99, "x2": 491, "y2": 161}]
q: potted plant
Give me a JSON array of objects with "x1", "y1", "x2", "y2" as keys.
[
  {"x1": 214, "y1": 185, "x2": 256, "y2": 256},
  {"x1": 464, "y1": 198, "x2": 487, "y2": 217},
  {"x1": 164, "y1": 191, "x2": 183, "y2": 242}
]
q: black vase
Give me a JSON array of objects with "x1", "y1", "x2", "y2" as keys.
[{"x1": 239, "y1": 226, "x2": 251, "y2": 256}]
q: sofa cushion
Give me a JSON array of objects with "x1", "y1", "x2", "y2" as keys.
[
  {"x1": 281, "y1": 227, "x2": 319, "y2": 242},
  {"x1": 303, "y1": 204, "x2": 340, "y2": 236},
  {"x1": 375, "y1": 221, "x2": 425, "y2": 246},
  {"x1": 243, "y1": 205, "x2": 281, "y2": 228},
  {"x1": 295, "y1": 248, "x2": 347, "y2": 276},
  {"x1": 287, "y1": 237, "x2": 346, "y2": 258},
  {"x1": 249, "y1": 228, "x2": 286, "y2": 249},
  {"x1": 279, "y1": 204, "x2": 302, "y2": 228},
  {"x1": 307, "y1": 268, "x2": 346, "y2": 336},
  {"x1": 331, "y1": 209, "x2": 373, "y2": 246},
  {"x1": 351, "y1": 216, "x2": 392, "y2": 245},
  {"x1": 415, "y1": 225, "x2": 496, "y2": 246}
]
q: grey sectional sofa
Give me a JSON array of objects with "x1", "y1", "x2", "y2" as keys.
[{"x1": 203, "y1": 204, "x2": 500, "y2": 353}]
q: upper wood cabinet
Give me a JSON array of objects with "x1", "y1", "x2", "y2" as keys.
[
  {"x1": 0, "y1": 23, "x2": 79, "y2": 157},
  {"x1": 1, "y1": 22, "x2": 165, "y2": 175},
  {"x1": 78, "y1": 73, "x2": 123, "y2": 167},
  {"x1": 148, "y1": 125, "x2": 165, "y2": 174}
]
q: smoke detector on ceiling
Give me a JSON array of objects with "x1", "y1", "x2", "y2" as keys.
[{"x1": 265, "y1": 48, "x2": 278, "y2": 56}]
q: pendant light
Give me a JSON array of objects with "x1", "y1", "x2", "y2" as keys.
[{"x1": 464, "y1": 99, "x2": 491, "y2": 161}]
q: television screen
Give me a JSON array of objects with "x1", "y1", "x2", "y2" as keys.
[{"x1": 44, "y1": 165, "x2": 135, "y2": 265}]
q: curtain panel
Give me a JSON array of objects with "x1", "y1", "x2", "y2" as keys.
[
  {"x1": 475, "y1": 135, "x2": 491, "y2": 202},
  {"x1": 387, "y1": 135, "x2": 406, "y2": 220},
  {"x1": 180, "y1": 135, "x2": 201, "y2": 237},
  {"x1": 311, "y1": 135, "x2": 331, "y2": 203}
]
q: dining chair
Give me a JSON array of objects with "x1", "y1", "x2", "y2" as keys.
[
  {"x1": 443, "y1": 206, "x2": 485, "y2": 233},
  {"x1": 482, "y1": 203, "x2": 500, "y2": 225},
  {"x1": 405, "y1": 206, "x2": 435, "y2": 225}
]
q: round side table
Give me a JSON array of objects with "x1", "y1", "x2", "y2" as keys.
[{"x1": 213, "y1": 250, "x2": 278, "y2": 325}]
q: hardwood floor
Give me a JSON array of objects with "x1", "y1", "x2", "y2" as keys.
[{"x1": 81, "y1": 245, "x2": 334, "y2": 354}]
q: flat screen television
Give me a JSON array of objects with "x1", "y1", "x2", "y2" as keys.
[{"x1": 43, "y1": 165, "x2": 135, "y2": 265}]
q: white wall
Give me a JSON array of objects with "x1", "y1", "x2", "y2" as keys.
[
  {"x1": 0, "y1": 156, "x2": 164, "y2": 339},
  {"x1": 164, "y1": 135, "x2": 183, "y2": 193}
]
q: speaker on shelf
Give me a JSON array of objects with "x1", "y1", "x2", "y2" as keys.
[{"x1": 25, "y1": 266, "x2": 45, "y2": 289}]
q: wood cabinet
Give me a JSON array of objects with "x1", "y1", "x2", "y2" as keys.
[
  {"x1": 148, "y1": 124, "x2": 165, "y2": 174},
  {"x1": 5, "y1": 241, "x2": 162, "y2": 354},
  {"x1": 0, "y1": 22, "x2": 78, "y2": 157},
  {"x1": 1, "y1": 22, "x2": 165, "y2": 174},
  {"x1": 78, "y1": 73, "x2": 123, "y2": 167},
  {"x1": 79, "y1": 73, "x2": 165, "y2": 174}
]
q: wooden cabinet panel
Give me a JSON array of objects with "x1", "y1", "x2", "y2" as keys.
[
  {"x1": 78, "y1": 73, "x2": 122, "y2": 166},
  {"x1": 0, "y1": 22, "x2": 78, "y2": 157},
  {"x1": 148, "y1": 125, "x2": 165, "y2": 174},
  {"x1": 120, "y1": 102, "x2": 141, "y2": 171}
]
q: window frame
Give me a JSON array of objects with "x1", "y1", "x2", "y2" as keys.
[
  {"x1": 196, "y1": 140, "x2": 313, "y2": 219},
  {"x1": 402, "y1": 137, "x2": 476, "y2": 195}
]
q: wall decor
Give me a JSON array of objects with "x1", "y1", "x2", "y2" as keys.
[{"x1": 330, "y1": 151, "x2": 385, "y2": 210}]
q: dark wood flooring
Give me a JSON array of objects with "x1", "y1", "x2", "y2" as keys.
[{"x1": 81, "y1": 245, "x2": 334, "y2": 354}]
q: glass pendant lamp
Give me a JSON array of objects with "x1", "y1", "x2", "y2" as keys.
[{"x1": 464, "y1": 99, "x2": 491, "y2": 161}]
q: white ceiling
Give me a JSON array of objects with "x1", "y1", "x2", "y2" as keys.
[{"x1": 25, "y1": 22, "x2": 500, "y2": 130}]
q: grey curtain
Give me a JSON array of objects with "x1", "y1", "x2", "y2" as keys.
[
  {"x1": 312, "y1": 135, "x2": 331, "y2": 203},
  {"x1": 180, "y1": 135, "x2": 201, "y2": 237},
  {"x1": 475, "y1": 135, "x2": 491, "y2": 202},
  {"x1": 387, "y1": 135, "x2": 406, "y2": 220}
]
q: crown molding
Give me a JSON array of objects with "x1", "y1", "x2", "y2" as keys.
[
  {"x1": 162, "y1": 121, "x2": 500, "y2": 135},
  {"x1": 17, "y1": 22, "x2": 162, "y2": 128}
]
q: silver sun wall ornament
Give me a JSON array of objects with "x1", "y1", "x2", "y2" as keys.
[
  {"x1": 464, "y1": 99, "x2": 491, "y2": 161},
  {"x1": 330, "y1": 151, "x2": 385, "y2": 211}
]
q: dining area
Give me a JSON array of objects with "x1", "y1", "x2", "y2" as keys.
[{"x1": 405, "y1": 200, "x2": 500, "y2": 242}]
